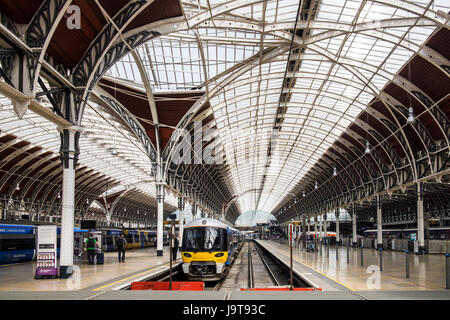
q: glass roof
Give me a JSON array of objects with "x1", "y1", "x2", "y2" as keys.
[
  {"x1": 109, "y1": 0, "x2": 449, "y2": 215},
  {"x1": 1, "y1": 0, "x2": 446, "y2": 219},
  {"x1": 0, "y1": 94, "x2": 178, "y2": 208}
]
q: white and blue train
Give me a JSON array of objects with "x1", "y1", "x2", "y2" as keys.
[{"x1": 0, "y1": 221, "x2": 169, "y2": 265}]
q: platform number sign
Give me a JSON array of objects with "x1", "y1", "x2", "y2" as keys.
[{"x1": 410, "y1": 233, "x2": 417, "y2": 241}]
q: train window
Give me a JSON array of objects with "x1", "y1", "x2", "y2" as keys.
[
  {"x1": 106, "y1": 236, "x2": 114, "y2": 245},
  {"x1": 182, "y1": 227, "x2": 227, "y2": 252},
  {"x1": 126, "y1": 234, "x2": 134, "y2": 243},
  {"x1": 0, "y1": 238, "x2": 35, "y2": 251}
]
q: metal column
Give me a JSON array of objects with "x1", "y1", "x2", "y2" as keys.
[
  {"x1": 156, "y1": 175, "x2": 165, "y2": 257},
  {"x1": 417, "y1": 183, "x2": 425, "y2": 254},
  {"x1": 59, "y1": 126, "x2": 81, "y2": 279},
  {"x1": 377, "y1": 195, "x2": 383, "y2": 249},
  {"x1": 335, "y1": 208, "x2": 340, "y2": 245},
  {"x1": 352, "y1": 204, "x2": 357, "y2": 247},
  {"x1": 319, "y1": 215, "x2": 323, "y2": 241},
  {"x1": 314, "y1": 216, "x2": 318, "y2": 249},
  {"x1": 301, "y1": 215, "x2": 306, "y2": 250},
  {"x1": 178, "y1": 196, "x2": 185, "y2": 246},
  {"x1": 192, "y1": 203, "x2": 197, "y2": 220}
]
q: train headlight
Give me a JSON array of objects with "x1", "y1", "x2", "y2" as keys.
[
  {"x1": 214, "y1": 253, "x2": 224, "y2": 257},
  {"x1": 183, "y1": 253, "x2": 192, "y2": 258}
]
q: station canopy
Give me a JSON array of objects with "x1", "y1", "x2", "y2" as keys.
[
  {"x1": 0, "y1": 0, "x2": 449, "y2": 224},
  {"x1": 108, "y1": 0, "x2": 450, "y2": 216}
]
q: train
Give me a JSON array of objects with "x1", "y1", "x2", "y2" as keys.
[
  {"x1": 0, "y1": 221, "x2": 169, "y2": 265},
  {"x1": 363, "y1": 227, "x2": 450, "y2": 240},
  {"x1": 181, "y1": 217, "x2": 244, "y2": 281}
]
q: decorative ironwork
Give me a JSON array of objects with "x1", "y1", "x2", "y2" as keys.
[
  {"x1": 99, "y1": 94, "x2": 157, "y2": 163},
  {"x1": 26, "y1": 0, "x2": 68, "y2": 48}
]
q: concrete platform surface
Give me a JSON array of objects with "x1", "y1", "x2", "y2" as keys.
[
  {"x1": 0, "y1": 246, "x2": 178, "y2": 291},
  {"x1": 256, "y1": 240, "x2": 449, "y2": 291}
]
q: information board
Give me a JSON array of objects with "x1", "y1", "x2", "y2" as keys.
[{"x1": 35, "y1": 225, "x2": 58, "y2": 279}]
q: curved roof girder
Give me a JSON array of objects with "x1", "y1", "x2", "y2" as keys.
[
  {"x1": 302, "y1": 43, "x2": 421, "y2": 181},
  {"x1": 390, "y1": 74, "x2": 449, "y2": 147},
  {"x1": 163, "y1": 46, "x2": 289, "y2": 164},
  {"x1": 6, "y1": 153, "x2": 57, "y2": 201}
]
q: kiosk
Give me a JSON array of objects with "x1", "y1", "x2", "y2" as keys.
[{"x1": 35, "y1": 225, "x2": 58, "y2": 279}]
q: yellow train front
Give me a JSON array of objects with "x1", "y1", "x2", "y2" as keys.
[{"x1": 181, "y1": 218, "x2": 242, "y2": 281}]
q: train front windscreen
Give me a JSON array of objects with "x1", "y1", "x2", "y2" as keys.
[{"x1": 182, "y1": 227, "x2": 227, "y2": 252}]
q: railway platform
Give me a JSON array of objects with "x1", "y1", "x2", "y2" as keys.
[
  {"x1": 2, "y1": 240, "x2": 449, "y2": 300},
  {"x1": 252, "y1": 240, "x2": 450, "y2": 295},
  {"x1": 0, "y1": 247, "x2": 181, "y2": 294}
]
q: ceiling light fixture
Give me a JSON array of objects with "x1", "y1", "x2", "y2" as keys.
[
  {"x1": 406, "y1": 106, "x2": 415, "y2": 124},
  {"x1": 365, "y1": 140, "x2": 371, "y2": 154}
]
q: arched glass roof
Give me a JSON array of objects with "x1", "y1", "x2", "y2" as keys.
[
  {"x1": 109, "y1": 0, "x2": 449, "y2": 215},
  {"x1": 0, "y1": 94, "x2": 178, "y2": 208}
]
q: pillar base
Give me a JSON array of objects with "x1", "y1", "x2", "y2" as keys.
[
  {"x1": 157, "y1": 250, "x2": 163, "y2": 256},
  {"x1": 59, "y1": 266, "x2": 73, "y2": 279},
  {"x1": 336, "y1": 240, "x2": 341, "y2": 246}
]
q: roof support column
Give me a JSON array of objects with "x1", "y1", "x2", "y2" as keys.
[
  {"x1": 417, "y1": 182, "x2": 425, "y2": 255},
  {"x1": 178, "y1": 196, "x2": 185, "y2": 245},
  {"x1": 301, "y1": 215, "x2": 307, "y2": 250},
  {"x1": 335, "y1": 208, "x2": 340, "y2": 245},
  {"x1": 314, "y1": 216, "x2": 318, "y2": 241},
  {"x1": 377, "y1": 195, "x2": 383, "y2": 249},
  {"x1": 352, "y1": 204, "x2": 358, "y2": 247},
  {"x1": 323, "y1": 213, "x2": 328, "y2": 239},
  {"x1": 156, "y1": 158, "x2": 165, "y2": 256},
  {"x1": 319, "y1": 214, "x2": 323, "y2": 240},
  {"x1": 58, "y1": 125, "x2": 81, "y2": 279},
  {"x1": 192, "y1": 203, "x2": 196, "y2": 220}
]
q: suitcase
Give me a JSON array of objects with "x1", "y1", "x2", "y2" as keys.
[{"x1": 96, "y1": 253, "x2": 104, "y2": 265}]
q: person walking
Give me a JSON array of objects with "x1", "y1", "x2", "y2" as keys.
[
  {"x1": 116, "y1": 233, "x2": 127, "y2": 263},
  {"x1": 84, "y1": 233, "x2": 99, "y2": 265},
  {"x1": 171, "y1": 234, "x2": 179, "y2": 261}
]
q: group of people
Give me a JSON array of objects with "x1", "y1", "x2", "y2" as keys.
[
  {"x1": 81, "y1": 232, "x2": 179, "y2": 264},
  {"x1": 81, "y1": 233, "x2": 127, "y2": 264}
]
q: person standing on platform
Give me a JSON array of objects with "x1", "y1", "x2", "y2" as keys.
[
  {"x1": 85, "y1": 233, "x2": 99, "y2": 265},
  {"x1": 117, "y1": 233, "x2": 127, "y2": 263},
  {"x1": 172, "y1": 234, "x2": 179, "y2": 260}
]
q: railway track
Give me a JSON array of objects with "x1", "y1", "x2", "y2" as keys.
[
  {"x1": 248, "y1": 240, "x2": 312, "y2": 288},
  {"x1": 122, "y1": 241, "x2": 314, "y2": 291}
]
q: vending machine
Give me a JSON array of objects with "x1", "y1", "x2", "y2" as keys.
[{"x1": 35, "y1": 225, "x2": 58, "y2": 279}]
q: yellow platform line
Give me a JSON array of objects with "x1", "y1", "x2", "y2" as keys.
[
  {"x1": 0, "y1": 261, "x2": 33, "y2": 267},
  {"x1": 264, "y1": 242, "x2": 357, "y2": 292},
  {"x1": 293, "y1": 256, "x2": 357, "y2": 291},
  {"x1": 92, "y1": 261, "x2": 179, "y2": 292}
]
